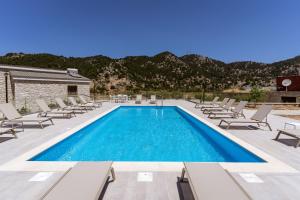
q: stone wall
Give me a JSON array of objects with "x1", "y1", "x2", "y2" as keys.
[
  {"x1": 14, "y1": 81, "x2": 90, "y2": 112},
  {"x1": 267, "y1": 91, "x2": 300, "y2": 102},
  {"x1": 78, "y1": 84, "x2": 91, "y2": 99},
  {"x1": 0, "y1": 71, "x2": 14, "y2": 104}
]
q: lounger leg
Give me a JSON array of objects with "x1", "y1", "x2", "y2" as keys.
[
  {"x1": 296, "y1": 139, "x2": 300, "y2": 148},
  {"x1": 110, "y1": 167, "x2": 116, "y2": 181},
  {"x1": 11, "y1": 129, "x2": 17, "y2": 138},
  {"x1": 275, "y1": 131, "x2": 281, "y2": 140},
  {"x1": 39, "y1": 122, "x2": 44, "y2": 129},
  {"x1": 49, "y1": 119, "x2": 54, "y2": 125},
  {"x1": 218, "y1": 120, "x2": 224, "y2": 126},
  {"x1": 257, "y1": 123, "x2": 260, "y2": 127},
  {"x1": 226, "y1": 123, "x2": 231, "y2": 129},
  {"x1": 266, "y1": 123, "x2": 272, "y2": 131},
  {"x1": 180, "y1": 168, "x2": 186, "y2": 182}
]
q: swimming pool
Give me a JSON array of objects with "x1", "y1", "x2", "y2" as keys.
[{"x1": 30, "y1": 106, "x2": 264, "y2": 162}]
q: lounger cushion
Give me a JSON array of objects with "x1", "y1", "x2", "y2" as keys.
[
  {"x1": 43, "y1": 162, "x2": 112, "y2": 200},
  {"x1": 184, "y1": 163, "x2": 250, "y2": 200}
]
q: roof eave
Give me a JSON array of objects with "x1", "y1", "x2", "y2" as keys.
[{"x1": 12, "y1": 77, "x2": 91, "y2": 83}]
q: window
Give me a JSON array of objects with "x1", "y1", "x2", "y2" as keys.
[{"x1": 68, "y1": 85, "x2": 78, "y2": 96}]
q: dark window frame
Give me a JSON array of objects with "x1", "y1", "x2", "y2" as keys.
[{"x1": 67, "y1": 85, "x2": 78, "y2": 96}]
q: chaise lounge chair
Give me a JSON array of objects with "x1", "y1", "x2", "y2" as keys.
[
  {"x1": 36, "y1": 99, "x2": 75, "y2": 118},
  {"x1": 208, "y1": 101, "x2": 248, "y2": 119},
  {"x1": 203, "y1": 99, "x2": 236, "y2": 114},
  {"x1": 135, "y1": 95, "x2": 142, "y2": 104},
  {"x1": 42, "y1": 162, "x2": 115, "y2": 200},
  {"x1": 199, "y1": 97, "x2": 229, "y2": 111},
  {"x1": 180, "y1": 163, "x2": 250, "y2": 200},
  {"x1": 194, "y1": 96, "x2": 219, "y2": 108},
  {"x1": 219, "y1": 104, "x2": 272, "y2": 131},
  {"x1": 149, "y1": 95, "x2": 157, "y2": 104},
  {"x1": 275, "y1": 129, "x2": 300, "y2": 147},
  {"x1": 78, "y1": 95, "x2": 101, "y2": 108},
  {"x1": 55, "y1": 98, "x2": 86, "y2": 113},
  {"x1": 0, "y1": 103, "x2": 54, "y2": 130},
  {"x1": 68, "y1": 97, "x2": 93, "y2": 111}
]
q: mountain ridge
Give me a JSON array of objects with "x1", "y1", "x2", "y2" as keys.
[{"x1": 1, "y1": 52, "x2": 300, "y2": 93}]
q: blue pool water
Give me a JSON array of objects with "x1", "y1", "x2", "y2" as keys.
[{"x1": 31, "y1": 106, "x2": 264, "y2": 162}]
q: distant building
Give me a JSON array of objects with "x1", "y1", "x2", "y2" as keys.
[
  {"x1": 276, "y1": 76, "x2": 300, "y2": 91},
  {"x1": 275, "y1": 76, "x2": 300, "y2": 102},
  {"x1": 0, "y1": 65, "x2": 91, "y2": 112}
]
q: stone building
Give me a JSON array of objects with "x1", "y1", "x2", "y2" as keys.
[{"x1": 0, "y1": 65, "x2": 91, "y2": 112}]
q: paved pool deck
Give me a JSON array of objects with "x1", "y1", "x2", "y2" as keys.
[{"x1": 0, "y1": 100, "x2": 299, "y2": 199}]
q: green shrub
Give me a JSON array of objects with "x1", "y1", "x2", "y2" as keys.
[{"x1": 249, "y1": 87, "x2": 265, "y2": 102}]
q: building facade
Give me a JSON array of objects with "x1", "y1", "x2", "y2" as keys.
[
  {"x1": 0, "y1": 65, "x2": 91, "y2": 112},
  {"x1": 275, "y1": 75, "x2": 300, "y2": 102}
]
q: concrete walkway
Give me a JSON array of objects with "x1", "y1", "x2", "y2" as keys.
[{"x1": 0, "y1": 100, "x2": 299, "y2": 199}]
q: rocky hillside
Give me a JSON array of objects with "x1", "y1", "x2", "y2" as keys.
[{"x1": 0, "y1": 52, "x2": 300, "y2": 93}]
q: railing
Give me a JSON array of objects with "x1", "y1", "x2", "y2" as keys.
[{"x1": 247, "y1": 102, "x2": 300, "y2": 108}]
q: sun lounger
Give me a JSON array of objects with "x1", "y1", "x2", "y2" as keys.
[
  {"x1": 42, "y1": 162, "x2": 115, "y2": 200},
  {"x1": 149, "y1": 95, "x2": 157, "y2": 104},
  {"x1": 55, "y1": 98, "x2": 86, "y2": 113},
  {"x1": 199, "y1": 97, "x2": 229, "y2": 111},
  {"x1": 0, "y1": 127, "x2": 17, "y2": 138},
  {"x1": 0, "y1": 103, "x2": 53, "y2": 130},
  {"x1": 68, "y1": 97, "x2": 92, "y2": 111},
  {"x1": 180, "y1": 163, "x2": 250, "y2": 200},
  {"x1": 194, "y1": 97, "x2": 219, "y2": 108},
  {"x1": 135, "y1": 95, "x2": 142, "y2": 104},
  {"x1": 78, "y1": 95, "x2": 101, "y2": 108},
  {"x1": 203, "y1": 99, "x2": 235, "y2": 114},
  {"x1": 219, "y1": 104, "x2": 272, "y2": 131},
  {"x1": 208, "y1": 101, "x2": 247, "y2": 119},
  {"x1": 68, "y1": 97, "x2": 94, "y2": 111},
  {"x1": 36, "y1": 99, "x2": 75, "y2": 118},
  {"x1": 275, "y1": 129, "x2": 300, "y2": 147}
]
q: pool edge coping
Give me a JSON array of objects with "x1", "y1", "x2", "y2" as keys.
[{"x1": 0, "y1": 104, "x2": 298, "y2": 173}]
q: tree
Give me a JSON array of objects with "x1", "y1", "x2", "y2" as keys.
[{"x1": 249, "y1": 87, "x2": 264, "y2": 102}]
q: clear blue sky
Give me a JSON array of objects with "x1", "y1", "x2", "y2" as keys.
[{"x1": 0, "y1": 0, "x2": 299, "y2": 63}]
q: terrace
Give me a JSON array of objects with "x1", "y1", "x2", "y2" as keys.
[{"x1": 0, "y1": 99, "x2": 300, "y2": 199}]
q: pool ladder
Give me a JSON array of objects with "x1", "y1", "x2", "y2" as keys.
[{"x1": 156, "y1": 96, "x2": 164, "y2": 107}]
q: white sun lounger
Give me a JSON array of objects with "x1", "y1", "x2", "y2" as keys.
[
  {"x1": 42, "y1": 162, "x2": 115, "y2": 200},
  {"x1": 68, "y1": 97, "x2": 93, "y2": 110},
  {"x1": 194, "y1": 96, "x2": 219, "y2": 108},
  {"x1": 36, "y1": 99, "x2": 75, "y2": 118},
  {"x1": 200, "y1": 97, "x2": 229, "y2": 111},
  {"x1": 149, "y1": 95, "x2": 157, "y2": 104},
  {"x1": 180, "y1": 163, "x2": 250, "y2": 200},
  {"x1": 275, "y1": 129, "x2": 300, "y2": 147},
  {"x1": 208, "y1": 101, "x2": 248, "y2": 119},
  {"x1": 0, "y1": 103, "x2": 53, "y2": 130},
  {"x1": 135, "y1": 95, "x2": 142, "y2": 104},
  {"x1": 55, "y1": 98, "x2": 86, "y2": 113},
  {"x1": 78, "y1": 95, "x2": 101, "y2": 108},
  {"x1": 203, "y1": 99, "x2": 235, "y2": 114},
  {"x1": 219, "y1": 104, "x2": 272, "y2": 131}
]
